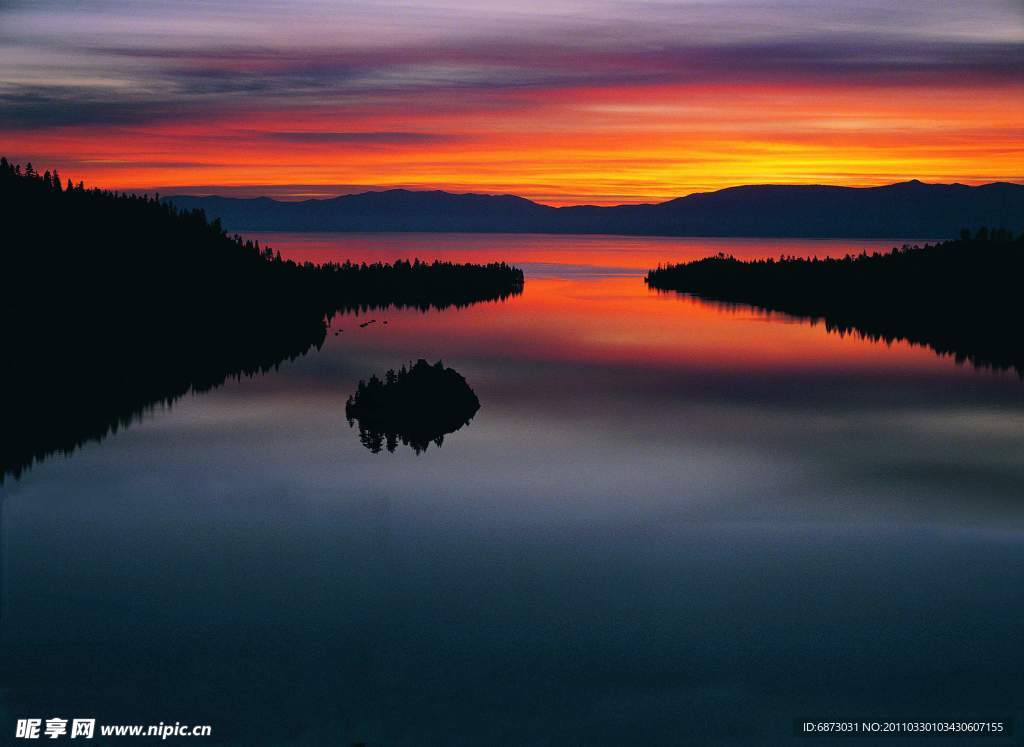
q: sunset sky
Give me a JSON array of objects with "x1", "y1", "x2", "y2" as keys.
[{"x1": 2, "y1": 0, "x2": 1022, "y2": 205}]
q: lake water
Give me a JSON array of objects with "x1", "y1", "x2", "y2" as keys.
[{"x1": 2, "y1": 234, "x2": 1022, "y2": 745}]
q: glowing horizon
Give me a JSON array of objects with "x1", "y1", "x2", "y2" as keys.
[{"x1": 2, "y1": 0, "x2": 1022, "y2": 205}]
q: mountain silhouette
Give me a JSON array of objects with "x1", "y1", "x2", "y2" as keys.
[{"x1": 168, "y1": 181, "x2": 1024, "y2": 238}]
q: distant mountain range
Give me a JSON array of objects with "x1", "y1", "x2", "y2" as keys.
[{"x1": 167, "y1": 180, "x2": 1024, "y2": 238}]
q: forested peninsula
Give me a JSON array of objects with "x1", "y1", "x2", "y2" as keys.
[
  {"x1": 1, "y1": 158, "x2": 523, "y2": 479},
  {"x1": 646, "y1": 232, "x2": 1023, "y2": 375}
]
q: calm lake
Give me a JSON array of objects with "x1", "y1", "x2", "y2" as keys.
[{"x1": 2, "y1": 234, "x2": 1022, "y2": 745}]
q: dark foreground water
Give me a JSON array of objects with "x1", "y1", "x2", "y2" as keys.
[{"x1": 2, "y1": 235, "x2": 1022, "y2": 745}]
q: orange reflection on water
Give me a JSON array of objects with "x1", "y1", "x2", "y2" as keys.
[
  {"x1": 395, "y1": 276, "x2": 953, "y2": 372},
  {"x1": 255, "y1": 232, "x2": 927, "y2": 273},
  {"x1": 271, "y1": 231, "x2": 972, "y2": 377}
]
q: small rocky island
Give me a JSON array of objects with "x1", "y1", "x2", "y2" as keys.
[{"x1": 345, "y1": 360, "x2": 481, "y2": 453}]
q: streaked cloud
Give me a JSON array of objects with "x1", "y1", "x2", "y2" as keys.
[
  {"x1": 1, "y1": 0, "x2": 1021, "y2": 203},
  {"x1": 256, "y1": 131, "x2": 461, "y2": 144}
]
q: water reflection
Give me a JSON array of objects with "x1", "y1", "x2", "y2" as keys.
[
  {"x1": 1, "y1": 318, "x2": 328, "y2": 483},
  {"x1": 675, "y1": 293, "x2": 1024, "y2": 377},
  {"x1": 2, "y1": 292, "x2": 516, "y2": 482},
  {"x1": 252, "y1": 231, "x2": 925, "y2": 272},
  {"x1": 2, "y1": 234, "x2": 1021, "y2": 746}
]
